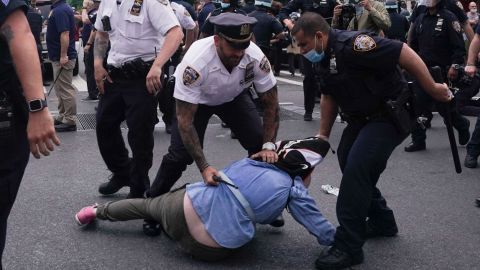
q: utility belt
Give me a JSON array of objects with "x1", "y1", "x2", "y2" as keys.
[
  {"x1": 340, "y1": 86, "x2": 415, "y2": 136},
  {"x1": 107, "y1": 58, "x2": 154, "y2": 81}
]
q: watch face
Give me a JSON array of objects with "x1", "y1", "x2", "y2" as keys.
[{"x1": 29, "y1": 100, "x2": 43, "y2": 111}]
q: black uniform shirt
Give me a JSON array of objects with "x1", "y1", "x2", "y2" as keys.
[
  {"x1": 385, "y1": 11, "x2": 409, "y2": 42},
  {"x1": 249, "y1": 9, "x2": 283, "y2": 49},
  {"x1": 410, "y1": 0, "x2": 467, "y2": 23},
  {"x1": 411, "y1": 8, "x2": 465, "y2": 67},
  {"x1": 0, "y1": 0, "x2": 28, "y2": 86},
  {"x1": 278, "y1": 0, "x2": 336, "y2": 24},
  {"x1": 316, "y1": 29, "x2": 406, "y2": 116},
  {"x1": 201, "y1": 8, "x2": 247, "y2": 37}
]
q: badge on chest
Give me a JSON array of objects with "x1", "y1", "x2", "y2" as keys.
[
  {"x1": 130, "y1": 0, "x2": 144, "y2": 16},
  {"x1": 240, "y1": 62, "x2": 255, "y2": 85}
]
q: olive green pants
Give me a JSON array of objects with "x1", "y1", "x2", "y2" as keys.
[{"x1": 96, "y1": 187, "x2": 234, "y2": 261}]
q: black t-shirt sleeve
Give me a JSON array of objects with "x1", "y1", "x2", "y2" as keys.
[
  {"x1": 346, "y1": 34, "x2": 403, "y2": 71},
  {"x1": 271, "y1": 17, "x2": 283, "y2": 35},
  {"x1": 0, "y1": 0, "x2": 28, "y2": 26}
]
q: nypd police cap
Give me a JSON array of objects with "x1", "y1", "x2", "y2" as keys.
[{"x1": 210, "y1": 13, "x2": 257, "y2": 49}]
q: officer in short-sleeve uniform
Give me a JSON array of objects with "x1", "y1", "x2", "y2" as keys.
[
  {"x1": 93, "y1": 0, "x2": 182, "y2": 198},
  {"x1": 405, "y1": 2, "x2": 470, "y2": 152},
  {"x1": 1, "y1": 0, "x2": 59, "y2": 266},
  {"x1": 148, "y1": 13, "x2": 279, "y2": 199}
]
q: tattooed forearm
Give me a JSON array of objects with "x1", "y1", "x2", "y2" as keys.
[
  {"x1": 94, "y1": 32, "x2": 109, "y2": 61},
  {"x1": 0, "y1": 24, "x2": 14, "y2": 43},
  {"x1": 259, "y1": 86, "x2": 280, "y2": 143},
  {"x1": 176, "y1": 99, "x2": 208, "y2": 171}
]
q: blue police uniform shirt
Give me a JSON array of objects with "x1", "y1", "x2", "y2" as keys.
[
  {"x1": 249, "y1": 9, "x2": 284, "y2": 49},
  {"x1": 198, "y1": 2, "x2": 215, "y2": 29},
  {"x1": 317, "y1": 29, "x2": 406, "y2": 116},
  {"x1": 411, "y1": 9, "x2": 465, "y2": 67},
  {"x1": 46, "y1": 0, "x2": 77, "y2": 61},
  {"x1": 186, "y1": 158, "x2": 336, "y2": 249},
  {"x1": 0, "y1": 0, "x2": 29, "y2": 84}
]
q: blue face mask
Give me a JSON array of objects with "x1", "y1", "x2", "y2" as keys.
[
  {"x1": 303, "y1": 35, "x2": 324, "y2": 63},
  {"x1": 221, "y1": 2, "x2": 230, "y2": 8}
]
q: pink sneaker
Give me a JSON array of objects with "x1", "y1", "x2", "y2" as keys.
[{"x1": 75, "y1": 204, "x2": 98, "y2": 226}]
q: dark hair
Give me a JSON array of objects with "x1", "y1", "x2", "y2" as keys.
[{"x1": 291, "y1": 12, "x2": 330, "y2": 36}]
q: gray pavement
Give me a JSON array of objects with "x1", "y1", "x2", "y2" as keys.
[{"x1": 4, "y1": 71, "x2": 480, "y2": 269}]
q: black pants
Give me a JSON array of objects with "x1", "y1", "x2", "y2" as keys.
[
  {"x1": 334, "y1": 120, "x2": 407, "y2": 255},
  {"x1": 148, "y1": 91, "x2": 263, "y2": 197},
  {"x1": 410, "y1": 81, "x2": 470, "y2": 143},
  {"x1": 96, "y1": 79, "x2": 158, "y2": 193},
  {"x1": 0, "y1": 89, "x2": 29, "y2": 270},
  {"x1": 302, "y1": 56, "x2": 319, "y2": 115},
  {"x1": 84, "y1": 47, "x2": 98, "y2": 99}
]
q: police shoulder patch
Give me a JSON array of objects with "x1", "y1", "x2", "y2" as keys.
[
  {"x1": 156, "y1": 0, "x2": 168, "y2": 5},
  {"x1": 353, "y1": 34, "x2": 376, "y2": 52},
  {"x1": 183, "y1": 66, "x2": 200, "y2": 86},
  {"x1": 259, "y1": 56, "x2": 271, "y2": 73},
  {"x1": 452, "y1": 21, "x2": 461, "y2": 33}
]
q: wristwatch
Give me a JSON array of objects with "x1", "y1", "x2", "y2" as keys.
[
  {"x1": 27, "y1": 98, "x2": 47, "y2": 112},
  {"x1": 262, "y1": 142, "x2": 276, "y2": 151}
]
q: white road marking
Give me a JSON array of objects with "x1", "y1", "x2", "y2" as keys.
[{"x1": 275, "y1": 77, "x2": 303, "y2": 86}]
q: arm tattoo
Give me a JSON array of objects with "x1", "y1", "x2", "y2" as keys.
[
  {"x1": 94, "y1": 32, "x2": 109, "y2": 61},
  {"x1": 176, "y1": 99, "x2": 208, "y2": 171},
  {"x1": 259, "y1": 86, "x2": 280, "y2": 143},
  {"x1": 0, "y1": 24, "x2": 14, "y2": 43}
]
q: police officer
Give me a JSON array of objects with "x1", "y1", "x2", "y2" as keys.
[
  {"x1": 158, "y1": 0, "x2": 197, "y2": 134},
  {"x1": 279, "y1": 0, "x2": 336, "y2": 121},
  {"x1": 0, "y1": 0, "x2": 59, "y2": 266},
  {"x1": 93, "y1": 0, "x2": 183, "y2": 198},
  {"x1": 248, "y1": 0, "x2": 284, "y2": 57},
  {"x1": 81, "y1": 0, "x2": 100, "y2": 101},
  {"x1": 405, "y1": 0, "x2": 470, "y2": 152},
  {"x1": 148, "y1": 12, "x2": 279, "y2": 204},
  {"x1": 463, "y1": 21, "x2": 480, "y2": 169},
  {"x1": 199, "y1": 0, "x2": 247, "y2": 38},
  {"x1": 292, "y1": 12, "x2": 452, "y2": 269},
  {"x1": 384, "y1": 0, "x2": 409, "y2": 42}
]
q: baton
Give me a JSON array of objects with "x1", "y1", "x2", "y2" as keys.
[
  {"x1": 430, "y1": 66, "x2": 462, "y2": 174},
  {"x1": 46, "y1": 67, "x2": 64, "y2": 97}
]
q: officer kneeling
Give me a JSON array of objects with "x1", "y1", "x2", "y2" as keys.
[{"x1": 292, "y1": 12, "x2": 453, "y2": 270}]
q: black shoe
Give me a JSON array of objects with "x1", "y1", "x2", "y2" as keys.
[
  {"x1": 366, "y1": 220, "x2": 398, "y2": 238},
  {"x1": 98, "y1": 174, "x2": 130, "y2": 195},
  {"x1": 81, "y1": 96, "x2": 99, "y2": 102},
  {"x1": 143, "y1": 220, "x2": 161, "y2": 236},
  {"x1": 165, "y1": 124, "x2": 172, "y2": 134},
  {"x1": 458, "y1": 120, "x2": 471, "y2": 146},
  {"x1": 476, "y1": 197, "x2": 480, "y2": 207},
  {"x1": 126, "y1": 189, "x2": 145, "y2": 199},
  {"x1": 269, "y1": 214, "x2": 285, "y2": 228},
  {"x1": 55, "y1": 123, "x2": 77, "y2": 132},
  {"x1": 53, "y1": 118, "x2": 62, "y2": 125},
  {"x1": 43, "y1": 82, "x2": 51, "y2": 86},
  {"x1": 315, "y1": 246, "x2": 364, "y2": 270},
  {"x1": 464, "y1": 154, "x2": 478, "y2": 168},
  {"x1": 404, "y1": 141, "x2": 426, "y2": 152},
  {"x1": 304, "y1": 113, "x2": 313, "y2": 121}
]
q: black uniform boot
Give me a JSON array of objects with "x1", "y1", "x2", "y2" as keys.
[
  {"x1": 404, "y1": 141, "x2": 426, "y2": 152},
  {"x1": 98, "y1": 173, "x2": 130, "y2": 195},
  {"x1": 464, "y1": 154, "x2": 478, "y2": 168},
  {"x1": 315, "y1": 246, "x2": 364, "y2": 270}
]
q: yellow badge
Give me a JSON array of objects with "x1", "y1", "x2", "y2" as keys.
[
  {"x1": 452, "y1": 21, "x2": 461, "y2": 33},
  {"x1": 240, "y1": 24, "x2": 250, "y2": 36},
  {"x1": 183, "y1": 66, "x2": 200, "y2": 86},
  {"x1": 353, "y1": 34, "x2": 376, "y2": 52},
  {"x1": 259, "y1": 56, "x2": 271, "y2": 73}
]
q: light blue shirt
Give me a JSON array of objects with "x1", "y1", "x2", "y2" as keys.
[{"x1": 186, "y1": 158, "x2": 335, "y2": 249}]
